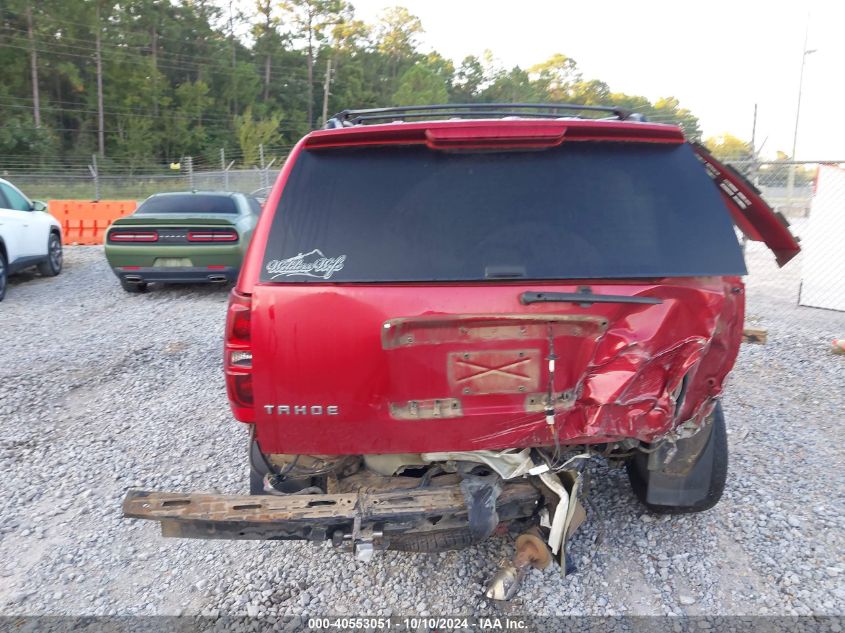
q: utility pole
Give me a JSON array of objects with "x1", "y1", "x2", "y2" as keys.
[
  {"x1": 743, "y1": 103, "x2": 759, "y2": 255},
  {"x1": 151, "y1": 23, "x2": 158, "y2": 116},
  {"x1": 786, "y1": 19, "x2": 816, "y2": 210},
  {"x1": 229, "y1": 0, "x2": 238, "y2": 114},
  {"x1": 750, "y1": 103, "x2": 757, "y2": 157},
  {"x1": 264, "y1": 55, "x2": 272, "y2": 102},
  {"x1": 306, "y1": 24, "x2": 314, "y2": 129},
  {"x1": 26, "y1": 7, "x2": 40, "y2": 128},
  {"x1": 95, "y1": 1, "x2": 105, "y2": 157},
  {"x1": 750, "y1": 103, "x2": 760, "y2": 189},
  {"x1": 258, "y1": 0, "x2": 273, "y2": 102},
  {"x1": 321, "y1": 58, "x2": 333, "y2": 126}
]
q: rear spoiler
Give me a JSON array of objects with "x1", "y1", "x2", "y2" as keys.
[
  {"x1": 305, "y1": 119, "x2": 686, "y2": 151},
  {"x1": 693, "y1": 144, "x2": 801, "y2": 267},
  {"x1": 110, "y1": 216, "x2": 237, "y2": 226}
]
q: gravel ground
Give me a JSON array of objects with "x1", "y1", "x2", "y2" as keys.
[{"x1": 0, "y1": 244, "x2": 843, "y2": 621}]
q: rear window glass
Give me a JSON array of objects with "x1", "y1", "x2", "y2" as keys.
[
  {"x1": 248, "y1": 197, "x2": 262, "y2": 215},
  {"x1": 262, "y1": 143, "x2": 746, "y2": 282},
  {"x1": 137, "y1": 194, "x2": 237, "y2": 214}
]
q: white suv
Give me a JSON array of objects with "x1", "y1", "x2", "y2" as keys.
[{"x1": 0, "y1": 178, "x2": 63, "y2": 301}]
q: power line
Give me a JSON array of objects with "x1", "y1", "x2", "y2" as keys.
[
  {"x1": 2, "y1": 41, "x2": 228, "y2": 77},
  {"x1": 5, "y1": 26, "x2": 306, "y2": 79},
  {"x1": 2, "y1": 39, "x2": 315, "y2": 92},
  {"x1": 0, "y1": 98, "x2": 310, "y2": 126},
  {"x1": 0, "y1": 7, "x2": 234, "y2": 39},
  {"x1": 0, "y1": 6, "x2": 302, "y2": 61},
  {"x1": 1, "y1": 23, "x2": 314, "y2": 81},
  {"x1": 0, "y1": 99, "x2": 237, "y2": 124},
  {"x1": 0, "y1": 102, "x2": 311, "y2": 131}
]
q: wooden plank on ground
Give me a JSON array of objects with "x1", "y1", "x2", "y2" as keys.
[{"x1": 742, "y1": 328, "x2": 767, "y2": 344}]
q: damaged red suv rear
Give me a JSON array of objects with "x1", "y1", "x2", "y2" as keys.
[{"x1": 124, "y1": 104, "x2": 799, "y2": 598}]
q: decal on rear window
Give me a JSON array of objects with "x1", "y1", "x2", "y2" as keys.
[{"x1": 265, "y1": 249, "x2": 346, "y2": 280}]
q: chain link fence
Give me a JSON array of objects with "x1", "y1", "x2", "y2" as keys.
[
  {"x1": 2, "y1": 153, "x2": 844, "y2": 313},
  {"x1": 0, "y1": 144, "x2": 289, "y2": 202},
  {"x1": 6, "y1": 167, "x2": 284, "y2": 202},
  {"x1": 741, "y1": 160, "x2": 845, "y2": 315}
]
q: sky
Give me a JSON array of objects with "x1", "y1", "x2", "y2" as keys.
[{"x1": 348, "y1": 0, "x2": 845, "y2": 160}]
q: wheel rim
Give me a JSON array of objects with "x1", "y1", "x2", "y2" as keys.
[{"x1": 50, "y1": 237, "x2": 62, "y2": 270}]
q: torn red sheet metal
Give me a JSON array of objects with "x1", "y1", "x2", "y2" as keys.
[{"x1": 693, "y1": 144, "x2": 801, "y2": 266}]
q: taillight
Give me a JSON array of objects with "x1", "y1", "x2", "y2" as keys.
[
  {"x1": 187, "y1": 230, "x2": 238, "y2": 242},
  {"x1": 225, "y1": 290, "x2": 253, "y2": 422},
  {"x1": 110, "y1": 230, "x2": 158, "y2": 242}
]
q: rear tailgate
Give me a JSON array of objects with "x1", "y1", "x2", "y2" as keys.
[
  {"x1": 251, "y1": 278, "x2": 740, "y2": 455},
  {"x1": 244, "y1": 128, "x2": 750, "y2": 455}
]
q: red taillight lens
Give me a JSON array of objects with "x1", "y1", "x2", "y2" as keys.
[
  {"x1": 225, "y1": 290, "x2": 253, "y2": 422},
  {"x1": 227, "y1": 304, "x2": 251, "y2": 344},
  {"x1": 110, "y1": 230, "x2": 158, "y2": 242},
  {"x1": 235, "y1": 374, "x2": 253, "y2": 407},
  {"x1": 187, "y1": 230, "x2": 238, "y2": 242},
  {"x1": 226, "y1": 374, "x2": 253, "y2": 408}
]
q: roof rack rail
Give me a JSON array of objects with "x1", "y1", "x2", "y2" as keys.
[{"x1": 324, "y1": 103, "x2": 645, "y2": 128}]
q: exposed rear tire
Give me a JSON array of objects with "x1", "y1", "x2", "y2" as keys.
[
  {"x1": 37, "y1": 233, "x2": 63, "y2": 276},
  {"x1": 248, "y1": 440, "x2": 317, "y2": 495},
  {"x1": 249, "y1": 466, "x2": 267, "y2": 495},
  {"x1": 627, "y1": 402, "x2": 728, "y2": 514},
  {"x1": 120, "y1": 279, "x2": 148, "y2": 293},
  {"x1": 387, "y1": 528, "x2": 476, "y2": 553}
]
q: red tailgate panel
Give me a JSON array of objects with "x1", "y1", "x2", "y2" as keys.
[{"x1": 250, "y1": 278, "x2": 743, "y2": 455}]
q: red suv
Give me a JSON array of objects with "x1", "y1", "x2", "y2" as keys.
[{"x1": 125, "y1": 104, "x2": 799, "y2": 592}]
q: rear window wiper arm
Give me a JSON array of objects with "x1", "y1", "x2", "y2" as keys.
[{"x1": 521, "y1": 288, "x2": 663, "y2": 306}]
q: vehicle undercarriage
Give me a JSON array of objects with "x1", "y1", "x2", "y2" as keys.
[{"x1": 125, "y1": 405, "x2": 725, "y2": 600}]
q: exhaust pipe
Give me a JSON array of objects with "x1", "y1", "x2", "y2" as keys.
[
  {"x1": 485, "y1": 528, "x2": 552, "y2": 601},
  {"x1": 208, "y1": 274, "x2": 228, "y2": 283},
  {"x1": 124, "y1": 275, "x2": 143, "y2": 282}
]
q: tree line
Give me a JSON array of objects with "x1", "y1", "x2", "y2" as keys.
[{"x1": 1, "y1": 0, "x2": 706, "y2": 172}]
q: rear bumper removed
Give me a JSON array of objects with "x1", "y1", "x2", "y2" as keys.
[
  {"x1": 114, "y1": 265, "x2": 239, "y2": 284},
  {"x1": 123, "y1": 481, "x2": 540, "y2": 549}
]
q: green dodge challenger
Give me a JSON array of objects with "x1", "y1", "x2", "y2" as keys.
[{"x1": 104, "y1": 191, "x2": 262, "y2": 293}]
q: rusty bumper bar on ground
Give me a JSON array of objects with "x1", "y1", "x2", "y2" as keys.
[{"x1": 123, "y1": 481, "x2": 540, "y2": 543}]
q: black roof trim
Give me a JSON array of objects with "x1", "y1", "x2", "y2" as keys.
[{"x1": 325, "y1": 103, "x2": 644, "y2": 128}]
